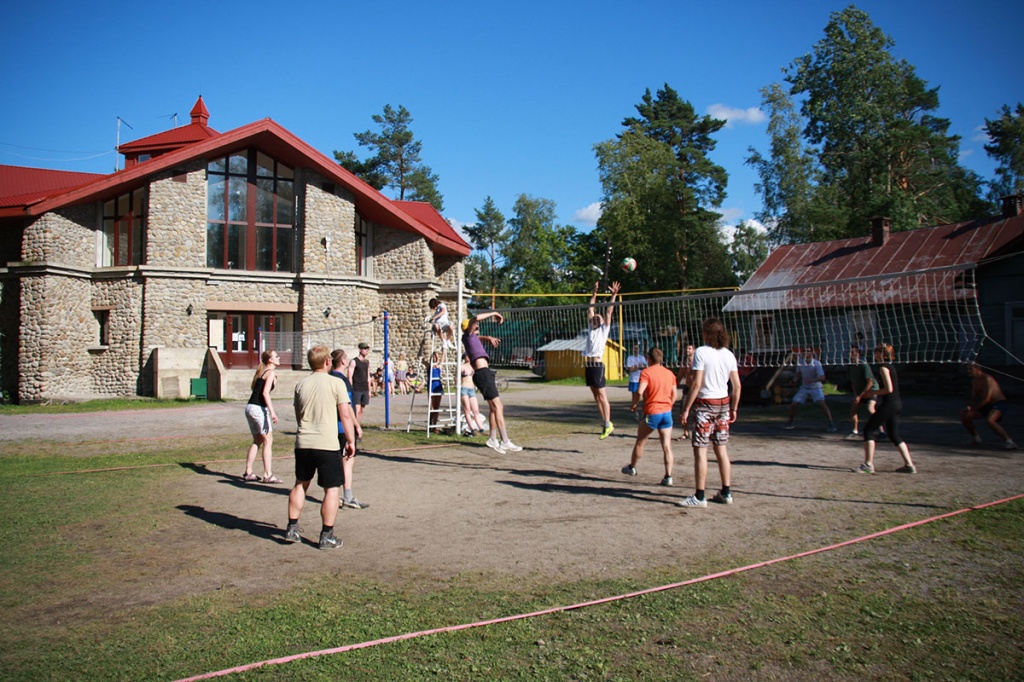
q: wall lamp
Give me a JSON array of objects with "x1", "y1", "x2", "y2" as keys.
[
  {"x1": 323, "y1": 307, "x2": 331, "y2": 318},
  {"x1": 186, "y1": 304, "x2": 194, "y2": 316}
]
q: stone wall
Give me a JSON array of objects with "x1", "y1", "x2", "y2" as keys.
[
  {"x1": 91, "y1": 276, "x2": 144, "y2": 396},
  {"x1": 301, "y1": 173, "x2": 357, "y2": 276},
  {"x1": 0, "y1": 275, "x2": 19, "y2": 400},
  {"x1": 22, "y1": 205, "x2": 95, "y2": 266},
  {"x1": 147, "y1": 162, "x2": 207, "y2": 268},
  {"x1": 434, "y1": 253, "x2": 464, "y2": 288},
  {"x1": 18, "y1": 273, "x2": 95, "y2": 401},
  {"x1": 374, "y1": 225, "x2": 432, "y2": 281}
]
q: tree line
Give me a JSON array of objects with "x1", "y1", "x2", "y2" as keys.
[{"x1": 336, "y1": 6, "x2": 1023, "y2": 303}]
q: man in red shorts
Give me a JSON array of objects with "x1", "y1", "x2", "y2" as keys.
[{"x1": 678, "y1": 318, "x2": 741, "y2": 507}]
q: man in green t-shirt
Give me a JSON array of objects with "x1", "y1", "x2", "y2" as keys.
[{"x1": 846, "y1": 344, "x2": 878, "y2": 440}]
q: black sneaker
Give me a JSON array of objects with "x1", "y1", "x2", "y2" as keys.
[
  {"x1": 318, "y1": 531, "x2": 343, "y2": 550},
  {"x1": 285, "y1": 525, "x2": 301, "y2": 543}
]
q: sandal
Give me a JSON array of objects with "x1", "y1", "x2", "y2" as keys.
[
  {"x1": 242, "y1": 472, "x2": 260, "y2": 482},
  {"x1": 262, "y1": 475, "x2": 283, "y2": 484}
]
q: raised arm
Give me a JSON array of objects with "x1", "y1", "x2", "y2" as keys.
[
  {"x1": 606, "y1": 281, "x2": 621, "y2": 322},
  {"x1": 587, "y1": 281, "x2": 600, "y2": 319}
]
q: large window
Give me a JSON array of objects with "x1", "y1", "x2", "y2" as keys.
[
  {"x1": 207, "y1": 151, "x2": 295, "y2": 271},
  {"x1": 355, "y1": 213, "x2": 371, "y2": 276},
  {"x1": 101, "y1": 189, "x2": 146, "y2": 266}
]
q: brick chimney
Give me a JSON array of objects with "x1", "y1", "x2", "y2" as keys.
[
  {"x1": 1000, "y1": 194, "x2": 1022, "y2": 218},
  {"x1": 871, "y1": 217, "x2": 891, "y2": 246}
]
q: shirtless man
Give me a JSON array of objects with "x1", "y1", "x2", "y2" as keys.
[{"x1": 961, "y1": 363, "x2": 1018, "y2": 450}]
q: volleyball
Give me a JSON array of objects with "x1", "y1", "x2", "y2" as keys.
[{"x1": 621, "y1": 257, "x2": 637, "y2": 272}]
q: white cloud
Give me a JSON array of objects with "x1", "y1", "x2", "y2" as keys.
[
  {"x1": 719, "y1": 213, "x2": 766, "y2": 243},
  {"x1": 706, "y1": 104, "x2": 766, "y2": 128},
  {"x1": 718, "y1": 207, "x2": 744, "y2": 224},
  {"x1": 971, "y1": 125, "x2": 990, "y2": 143},
  {"x1": 573, "y1": 202, "x2": 603, "y2": 227},
  {"x1": 448, "y1": 218, "x2": 474, "y2": 244}
]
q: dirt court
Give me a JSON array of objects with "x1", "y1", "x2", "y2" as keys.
[{"x1": 4, "y1": 379, "x2": 1022, "y2": 613}]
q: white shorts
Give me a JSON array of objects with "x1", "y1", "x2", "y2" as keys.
[
  {"x1": 245, "y1": 404, "x2": 272, "y2": 437},
  {"x1": 793, "y1": 383, "x2": 825, "y2": 404}
]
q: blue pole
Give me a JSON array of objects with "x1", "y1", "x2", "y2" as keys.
[{"x1": 383, "y1": 311, "x2": 390, "y2": 427}]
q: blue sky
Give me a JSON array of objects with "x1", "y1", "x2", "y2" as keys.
[{"x1": 1, "y1": 0, "x2": 1020, "y2": 240}]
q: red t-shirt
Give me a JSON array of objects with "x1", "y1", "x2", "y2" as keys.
[{"x1": 641, "y1": 364, "x2": 676, "y2": 415}]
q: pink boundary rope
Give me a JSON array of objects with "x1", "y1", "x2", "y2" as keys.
[{"x1": 174, "y1": 493, "x2": 1024, "y2": 681}]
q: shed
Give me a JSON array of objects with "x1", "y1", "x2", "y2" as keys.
[{"x1": 536, "y1": 334, "x2": 624, "y2": 381}]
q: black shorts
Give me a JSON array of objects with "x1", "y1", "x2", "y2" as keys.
[
  {"x1": 294, "y1": 448, "x2": 343, "y2": 489},
  {"x1": 585, "y1": 363, "x2": 606, "y2": 389},
  {"x1": 351, "y1": 389, "x2": 370, "y2": 407},
  {"x1": 473, "y1": 367, "x2": 500, "y2": 402}
]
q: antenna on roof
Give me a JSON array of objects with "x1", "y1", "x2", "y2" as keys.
[
  {"x1": 160, "y1": 113, "x2": 179, "y2": 127},
  {"x1": 115, "y1": 116, "x2": 134, "y2": 172}
]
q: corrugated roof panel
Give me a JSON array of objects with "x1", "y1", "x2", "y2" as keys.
[{"x1": 728, "y1": 214, "x2": 1024, "y2": 312}]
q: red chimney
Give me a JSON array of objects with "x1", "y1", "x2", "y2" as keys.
[
  {"x1": 871, "y1": 217, "x2": 891, "y2": 246},
  {"x1": 1000, "y1": 194, "x2": 1022, "y2": 218}
]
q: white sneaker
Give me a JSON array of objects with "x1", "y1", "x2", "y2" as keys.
[
  {"x1": 675, "y1": 495, "x2": 707, "y2": 508},
  {"x1": 1004, "y1": 440, "x2": 1019, "y2": 450},
  {"x1": 486, "y1": 438, "x2": 506, "y2": 454},
  {"x1": 502, "y1": 440, "x2": 523, "y2": 452}
]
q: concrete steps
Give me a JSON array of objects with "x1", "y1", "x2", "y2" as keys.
[{"x1": 222, "y1": 368, "x2": 307, "y2": 401}]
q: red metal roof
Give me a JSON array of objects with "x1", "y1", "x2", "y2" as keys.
[
  {"x1": 729, "y1": 213, "x2": 1024, "y2": 311},
  {"x1": 394, "y1": 200, "x2": 471, "y2": 253},
  {"x1": 0, "y1": 166, "x2": 104, "y2": 211},
  {"x1": 0, "y1": 102, "x2": 470, "y2": 257},
  {"x1": 118, "y1": 96, "x2": 219, "y2": 157}
]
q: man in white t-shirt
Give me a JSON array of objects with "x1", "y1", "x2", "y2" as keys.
[
  {"x1": 678, "y1": 318, "x2": 741, "y2": 508},
  {"x1": 583, "y1": 280, "x2": 621, "y2": 439},
  {"x1": 625, "y1": 343, "x2": 648, "y2": 419},
  {"x1": 785, "y1": 347, "x2": 836, "y2": 432}
]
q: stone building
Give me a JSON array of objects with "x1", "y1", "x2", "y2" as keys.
[{"x1": 0, "y1": 97, "x2": 470, "y2": 403}]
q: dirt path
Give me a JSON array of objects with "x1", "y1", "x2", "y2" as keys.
[{"x1": 5, "y1": 380, "x2": 1023, "y2": 614}]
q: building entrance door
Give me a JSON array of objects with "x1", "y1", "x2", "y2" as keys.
[{"x1": 208, "y1": 313, "x2": 280, "y2": 369}]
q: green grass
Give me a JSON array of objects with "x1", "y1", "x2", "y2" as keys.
[
  {"x1": 1, "y1": 493, "x2": 1020, "y2": 680},
  {"x1": 1, "y1": 413, "x2": 1021, "y2": 680},
  {"x1": 0, "y1": 397, "x2": 210, "y2": 415}
]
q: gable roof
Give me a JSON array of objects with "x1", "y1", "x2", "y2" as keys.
[
  {"x1": 0, "y1": 101, "x2": 470, "y2": 257},
  {"x1": 728, "y1": 212, "x2": 1024, "y2": 311}
]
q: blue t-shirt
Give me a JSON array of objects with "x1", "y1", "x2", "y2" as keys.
[{"x1": 329, "y1": 370, "x2": 353, "y2": 434}]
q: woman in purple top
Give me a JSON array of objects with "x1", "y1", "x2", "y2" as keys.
[{"x1": 461, "y1": 312, "x2": 521, "y2": 454}]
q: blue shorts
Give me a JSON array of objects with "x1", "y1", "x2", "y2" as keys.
[
  {"x1": 629, "y1": 381, "x2": 640, "y2": 393},
  {"x1": 644, "y1": 411, "x2": 673, "y2": 431}
]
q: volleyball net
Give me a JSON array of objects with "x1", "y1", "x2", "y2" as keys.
[{"x1": 469, "y1": 264, "x2": 986, "y2": 373}]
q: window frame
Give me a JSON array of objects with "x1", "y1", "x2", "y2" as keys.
[
  {"x1": 100, "y1": 188, "x2": 146, "y2": 266},
  {"x1": 206, "y1": 149, "x2": 295, "y2": 272}
]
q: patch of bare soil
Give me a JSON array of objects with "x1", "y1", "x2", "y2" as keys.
[{"x1": 6, "y1": 383, "x2": 1022, "y2": 619}]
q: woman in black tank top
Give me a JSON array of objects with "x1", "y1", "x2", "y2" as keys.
[
  {"x1": 858, "y1": 344, "x2": 916, "y2": 475},
  {"x1": 243, "y1": 350, "x2": 282, "y2": 483}
]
